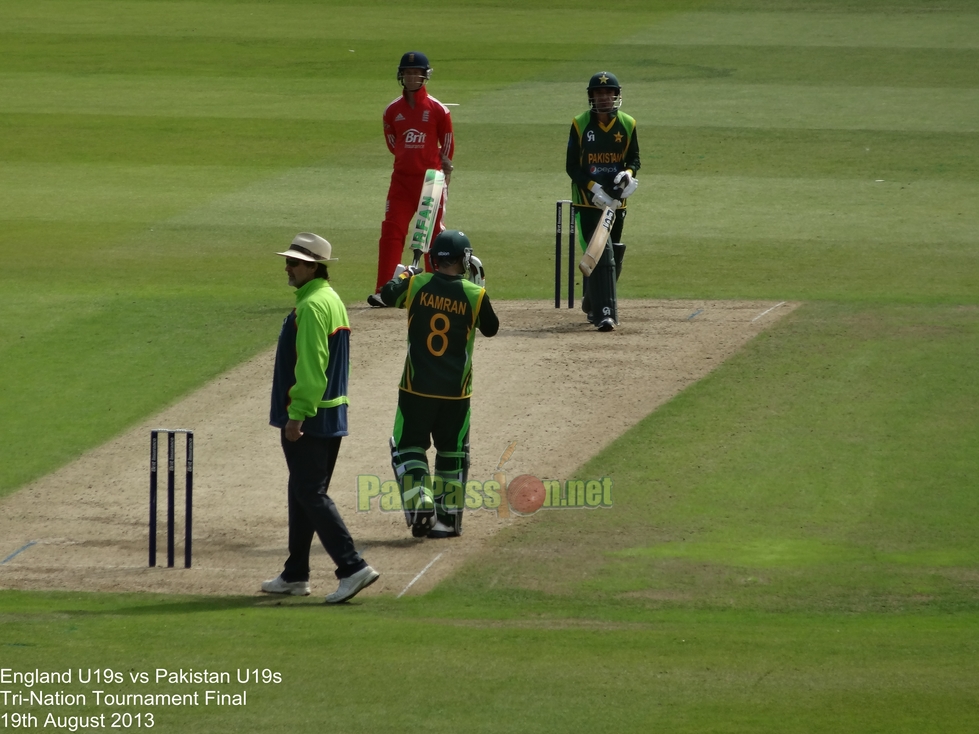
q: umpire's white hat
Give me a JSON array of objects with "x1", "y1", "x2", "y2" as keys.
[{"x1": 276, "y1": 232, "x2": 338, "y2": 262}]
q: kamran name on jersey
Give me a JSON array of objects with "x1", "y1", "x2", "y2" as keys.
[
  {"x1": 587, "y1": 152, "x2": 624, "y2": 164},
  {"x1": 419, "y1": 291, "x2": 468, "y2": 315}
]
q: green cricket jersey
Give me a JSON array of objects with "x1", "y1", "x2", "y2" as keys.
[
  {"x1": 381, "y1": 270, "x2": 499, "y2": 399},
  {"x1": 566, "y1": 109, "x2": 640, "y2": 209}
]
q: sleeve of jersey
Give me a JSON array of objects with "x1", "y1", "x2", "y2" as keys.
[
  {"x1": 382, "y1": 103, "x2": 397, "y2": 154},
  {"x1": 439, "y1": 108, "x2": 454, "y2": 160},
  {"x1": 626, "y1": 126, "x2": 641, "y2": 176},
  {"x1": 380, "y1": 271, "x2": 413, "y2": 307},
  {"x1": 476, "y1": 292, "x2": 500, "y2": 337},
  {"x1": 288, "y1": 302, "x2": 331, "y2": 420},
  {"x1": 566, "y1": 120, "x2": 590, "y2": 192}
]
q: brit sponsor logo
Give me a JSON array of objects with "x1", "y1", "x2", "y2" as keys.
[{"x1": 404, "y1": 128, "x2": 426, "y2": 148}]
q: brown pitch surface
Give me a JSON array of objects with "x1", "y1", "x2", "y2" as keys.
[{"x1": 0, "y1": 299, "x2": 795, "y2": 600}]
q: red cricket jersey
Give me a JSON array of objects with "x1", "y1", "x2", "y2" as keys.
[{"x1": 382, "y1": 86, "x2": 454, "y2": 176}]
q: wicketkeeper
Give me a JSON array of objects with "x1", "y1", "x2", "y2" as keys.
[
  {"x1": 566, "y1": 71, "x2": 641, "y2": 331},
  {"x1": 369, "y1": 51, "x2": 455, "y2": 307},
  {"x1": 379, "y1": 230, "x2": 499, "y2": 538}
]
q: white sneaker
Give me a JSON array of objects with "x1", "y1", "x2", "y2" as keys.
[
  {"x1": 261, "y1": 575, "x2": 310, "y2": 596},
  {"x1": 325, "y1": 566, "x2": 380, "y2": 604},
  {"x1": 367, "y1": 294, "x2": 387, "y2": 308}
]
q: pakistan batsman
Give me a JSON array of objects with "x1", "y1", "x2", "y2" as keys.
[
  {"x1": 379, "y1": 230, "x2": 499, "y2": 538},
  {"x1": 566, "y1": 71, "x2": 641, "y2": 331}
]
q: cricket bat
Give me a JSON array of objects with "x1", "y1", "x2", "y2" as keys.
[
  {"x1": 578, "y1": 205, "x2": 616, "y2": 276},
  {"x1": 408, "y1": 169, "x2": 446, "y2": 268}
]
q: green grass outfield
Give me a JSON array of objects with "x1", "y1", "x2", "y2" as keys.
[{"x1": 2, "y1": 0, "x2": 978, "y2": 731}]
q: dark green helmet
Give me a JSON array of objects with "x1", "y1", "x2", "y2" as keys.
[
  {"x1": 587, "y1": 71, "x2": 622, "y2": 114},
  {"x1": 587, "y1": 71, "x2": 620, "y2": 91},
  {"x1": 431, "y1": 230, "x2": 472, "y2": 267}
]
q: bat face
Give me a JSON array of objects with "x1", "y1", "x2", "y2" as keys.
[
  {"x1": 410, "y1": 195, "x2": 438, "y2": 247},
  {"x1": 408, "y1": 169, "x2": 445, "y2": 257},
  {"x1": 579, "y1": 206, "x2": 616, "y2": 276},
  {"x1": 596, "y1": 206, "x2": 615, "y2": 236}
]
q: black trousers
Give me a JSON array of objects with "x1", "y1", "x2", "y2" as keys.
[{"x1": 279, "y1": 431, "x2": 366, "y2": 581}]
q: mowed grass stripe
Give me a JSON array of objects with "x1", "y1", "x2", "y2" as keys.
[
  {"x1": 626, "y1": 11, "x2": 979, "y2": 48},
  {"x1": 0, "y1": 113, "x2": 381, "y2": 167},
  {"x1": 0, "y1": 0, "x2": 671, "y2": 41},
  {"x1": 460, "y1": 80, "x2": 979, "y2": 132},
  {"x1": 0, "y1": 162, "x2": 266, "y2": 221},
  {"x1": 0, "y1": 73, "x2": 394, "y2": 119},
  {"x1": 638, "y1": 127, "x2": 979, "y2": 181},
  {"x1": 602, "y1": 46, "x2": 979, "y2": 88},
  {"x1": 7, "y1": 33, "x2": 977, "y2": 89},
  {"x1": 437, "y1": 122, "x2": 979, "y2": 181},
  {"x1": 626, "y1": 236, "x2": 979, "y2": 304},
  {"x1": 638, "y1": 81, "x2": 979, "y2": 133},
  {"x1": 641, "y1": 175, "x2": 978, "y2": 245},
  {"x1": 0, "y1": 34, "x2": 604, "y2": 82}
]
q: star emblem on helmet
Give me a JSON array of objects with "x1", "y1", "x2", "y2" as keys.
[{"x1": 599, "y1": 73, "x2": 609, "y2": 84}]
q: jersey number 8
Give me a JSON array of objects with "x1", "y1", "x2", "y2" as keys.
[{"x1": 426, "y1": 313, "x2": 450, "y2": 356}]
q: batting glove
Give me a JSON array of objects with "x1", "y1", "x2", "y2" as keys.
[
  {"x1": 467, "y1": 255, "x2": 485, "y2": 287},
  {"x1": 591, "y1": 184, "x2": 615, "y2": 209},
  {"x1": 393, "y1": 264, "x2": 423, "y2": 281},
  {"x1": 613, "y1": 170, "x2": 639, "y2": 200}
]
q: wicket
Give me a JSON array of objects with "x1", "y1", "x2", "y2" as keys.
[
  {"x1": 149, "y1": 429, "x2": 194, "y2": 568},
  {"x1": 554, "y1": 200, "x2": 576, "y2": 308}
]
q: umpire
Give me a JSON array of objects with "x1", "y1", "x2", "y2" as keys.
[
  {"x1": 262, "y1": 232, "x2": 378, "y2": 604},
  {"x1": 380, "y1": 230, "x2": 499, "y2": 538}
]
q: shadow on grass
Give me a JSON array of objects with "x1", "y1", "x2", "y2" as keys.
[{"x1": 0, "y1": 590, "x2": 354, "y2": 618}]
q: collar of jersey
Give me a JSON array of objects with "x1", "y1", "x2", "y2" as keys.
[
  {"x1": 598, "y1": 116, "x2": 618, "y2": 133},
  {"x1": 294, "y1": 277, "x2": 329, "y2": 302}
]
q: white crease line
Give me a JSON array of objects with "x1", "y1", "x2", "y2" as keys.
[
  {"x1": 397, "y1": 552, "x2": 444, "y2": 598},
  {"x1": 752, "y1": 301, "x2": 787, "y2": 322}
]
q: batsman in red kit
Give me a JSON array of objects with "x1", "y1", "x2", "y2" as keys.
[{"x1": 368, "y1": 51, "x2": 455, "y2": 308}]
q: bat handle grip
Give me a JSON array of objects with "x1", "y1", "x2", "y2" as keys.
[{"x1": 411, "y1": 251, "x2": 422, "y2": 268}]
